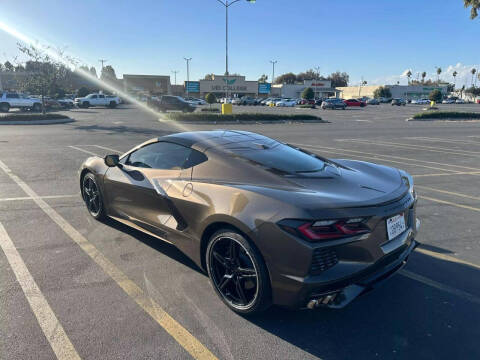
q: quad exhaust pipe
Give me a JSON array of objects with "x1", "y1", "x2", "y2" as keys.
[{"x1": 307, "y1": 293, "x2": 337, "y2": 309}]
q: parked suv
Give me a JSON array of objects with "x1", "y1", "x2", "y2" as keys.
[
  {"x1": 0, "y1": 92, "x2": 43, "y2": 112},
  {"x1": 391, "y1": 98, "x2": 406, "y2": 106},
  {"x1": 149, "y1": 95, "x2": 195, "y2": 113},
  {"x1": 321, "y1": 98, "x2": 347, "y2": 110},
  {"x1": 238, "y1": 97, "x2": 257, "y2": 105}
]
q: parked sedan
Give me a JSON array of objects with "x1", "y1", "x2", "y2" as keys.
[
  {"x1": 276, "y1": 99, "x2": 297, "y2": 107},
  {"x1": 391, "y1": 98, "x2": 406, "y2": 106},
  {"x1": 455, "y1": 99, "x2": 466, "y2": 104},
  {"x1": 185, "y1": 98, "x2": 207, "y2": 106},
  {"x1": 442, "y1": 99, "x2": 455, "y2": 104},
  {"x1": 79, "y1": 130, "x2": 420, "y2": 314},
  {"x1": 238, "y1": 97, "x2": 257, "y2": 106},
  {"x1": 367, "y1": 98, "x2": 380, "y2": 105},
  {"x1": 344, "y1": 99, "x2": 366, "y2": 107},
  {"x1": 321, "y1": 98, "x2": 346, "y2": 110}
]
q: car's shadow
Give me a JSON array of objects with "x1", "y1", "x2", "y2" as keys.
[{"x1": 101, "y1": 218, "x2": 480, "y2": 359}]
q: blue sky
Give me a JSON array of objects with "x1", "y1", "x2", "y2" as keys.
[{"x1": 0, "y1": 0, "x2": 479, "y2": 86}]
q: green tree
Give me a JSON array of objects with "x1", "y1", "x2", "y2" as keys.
[
  {"x1": 205, "y1": 92, "x2": 216, "y2": 109},
  {"x1": 406, "y1": 70, "x2": 412, "y2": 85},
  {"x1": 258, "y1": 74, "x2": 268, "y2": 83},
  {"x1": 301, "y1": 87, "x2": 314, "y2": 100},
  {"x1": 297, "y1": 69, "x2": 323, "y2": 82},
  {"x1": 429, "y1": 89, "x2": 443, "y2": 103},
  {"x1": 421, "y1": 71, "x2": 427, "y2": 83},
  {"x1": 204, "y1": 73, "x2": 215, "y2": 80},
  {"x1": 464, "y1": 0, "x2": 480, "y2": 18},
  {"x1": 275, "y1": 72, "x2": 297, "y2": 84},
  {"x1": 100, "y1": 65, "x2": 117, "y2": 82},
  {"x1": 471, "y1": 68, "x2": 477, "y2": 87},
  {"x1": 452, "y1": 70, "x2": 458, "y2": 89},
  {"x1": 373, "y1": 86, "x2": 392, "y2": 99},
  {"x1": 4, "y1": 61, "x2": 14, "y2": 72},
  {"x1": 328, "y1": 71, "x2": 349, "y2": 87},
  {"x1": 89, "y1": 66, "x2": 97, "y2": 78},
  {"x1": 466, "y1": 87, "x2": 480, "y2": 96},
  {"x1": 17, "y1": 44, "x2": 70, "y2": 114},
  {"x1": 77, "y1": 86, "x2": 90, "y2": 97}
]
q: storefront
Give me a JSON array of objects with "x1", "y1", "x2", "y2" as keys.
[{"x1": 199, "y1": 75, "x2": 259, "y2": 98}]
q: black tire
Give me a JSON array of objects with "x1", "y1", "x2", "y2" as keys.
[
  {"x1": 0, "y1": 103, "x2": 10, "y2": 112},
  {"x1": 82, "y1": 101, "x2": 90, "y2": 108},
  {"x1": 32, "y1": 103, "x2": 42, "y2": 112},
  {"x1": 82, "y1": 172, "x2": 106, "y2": 220},
  {"x1": 206, "y1": 229, "x2": 271, "y2": 315},
  {"x1": 108, "y1": 101, "x2": 117, "y2": 108}
]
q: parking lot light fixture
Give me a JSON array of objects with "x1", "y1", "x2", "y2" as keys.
[
  {"x1": 270, "y1": 60, "x2": 277, "y2": 90},
  {"x1": 184, "y1": 58, "x2": 192, "y2": 98}
]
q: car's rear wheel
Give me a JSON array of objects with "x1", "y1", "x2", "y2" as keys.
[
  {"x1": 108, "y1": 101, "x2": 117, "y2": 108},
  {"x1": 82, "y1": 172, "x2": 105, "y2": 220},
  {"x1": 206, "y1": 229, "x2": 271, "y2": 315},
  {"x1": 82, "y1": 101, "x2": 90, "y2": 108}
]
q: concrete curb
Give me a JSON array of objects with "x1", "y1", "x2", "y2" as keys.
[
  {"x1": 0, "y1": 118, "x2": 74, "y2": 125},
  {"x1": 407, "y1": 117, "x2": 480, "y2": 122},
  {"x1": 158, "y1": 119, "x2": 328, "y2": 125}
]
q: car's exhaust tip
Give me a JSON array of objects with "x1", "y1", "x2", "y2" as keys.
[{"x1": 307, "y1": 293, "x2": 338, "y2": 309}]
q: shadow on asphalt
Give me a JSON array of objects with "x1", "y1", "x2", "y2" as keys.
[{"x1": 70, "y1": 123, "x2": 172, "y2": 137}]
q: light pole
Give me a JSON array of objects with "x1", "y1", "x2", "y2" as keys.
[
  {"x1": 314, "y1": 66, "x2": 320, "y2": 99},
  {"x1": 171, "y1": 70, "x2": 179, "y2": 86},
  {"x1": 270, "y1": 60, "x2": 277, "y2": 94},
  {"x1": 99, "y1": 59, "x2": 107, "y2": 71},
  {"x1": 215, "y1": 0, "x2": 256, "y2": 76},
  {"x1": 184, "y1": 58, "x2": 191, "y2": 98}
]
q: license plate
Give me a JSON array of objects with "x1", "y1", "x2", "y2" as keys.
[{"x1": 386, "y1": 214, "x2": 406, "y2": 240}]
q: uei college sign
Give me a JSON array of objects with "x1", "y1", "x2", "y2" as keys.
[
  {"x1": 199, "y1": 75, "x2": 257, "y2": 94},
  {"x1": 211, "y1": 78, "x2": 247, "y2": 92}
]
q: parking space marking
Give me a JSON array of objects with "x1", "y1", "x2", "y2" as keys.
[
  {"x1": 0, "y1": 222, "x2": 81, "y2": 360},
  {"x1": 0, "y1": 194, "x2": 78, "y2": 202},
  {"x1": 338, "y1": 139, "x2": 480, "y2": 158},
  {"x1": 420, "y1": 195, "x2": 480, "y2": 212},
  {"x1": 416, "y1": 247, "x2": 480, "y2": 271},
  {"x1": 91, "y1": 145, "x2": 123, "y2": 153},
  {"x1": 400, "y1": 270, "x2": 480, "y2": 306},
  {"x1": 413, "y1": 172, "x2": 480, "y2": 178},
  {"x1": 0, "y1": 159, "x2": 218, "y2": 360},
  {"x1": 406, "y1": 137, "x2": 480, "y2": 146},
  {"x1": 416, "y1": 185, "x2": 480, "y2": 201},
  {"x1": 291, "y1": 143, "x2": 459, "y2": 173},
  {"x1": 68, "y1": 146, "x2": 100, "y2": 156}
]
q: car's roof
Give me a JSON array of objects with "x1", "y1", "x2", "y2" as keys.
[{"x1": 160, "y1": 130, "x2": 274, "y2": 152}]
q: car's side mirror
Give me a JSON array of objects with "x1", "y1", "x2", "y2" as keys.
[{"x1": 104, "y1": 154, "x2": 120, "y2": 167}]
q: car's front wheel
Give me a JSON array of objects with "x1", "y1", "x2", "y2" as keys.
[
  {"x1": 206, "y1": 229, "x2": 271, "y2": 315},
  {"x1": 82, "y1": 172, "x2": 105, "y2": 220}
]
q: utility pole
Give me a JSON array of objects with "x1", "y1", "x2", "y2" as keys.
[
  {"x1": 314, "y1": 66, "x2": 320, "y2": 100},
  {"x1": 171, "y1": 70, "x2": 179, "y2": 86},
  {"x1": 184, "y1": 58, "x2": 192, "y2": 98},
  {"x1": 270, "y1": 60, "x2": 277, "y2": 94}
]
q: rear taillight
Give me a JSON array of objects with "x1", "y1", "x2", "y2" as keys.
[{"x1": 279, "y1": 218, "x2": 370, "y2": 242}]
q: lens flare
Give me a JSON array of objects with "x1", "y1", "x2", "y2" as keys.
[{"x1": 0, "y1": 20, "x2": 190, "y2": 133}]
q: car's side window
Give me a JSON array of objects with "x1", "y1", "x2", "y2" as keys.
[
  {"x1": 6, "y1": 93, "x2": 19, "y2": 99},
  {"x1": 125, "y1": 142, "x2": 206, "y2": 170}
]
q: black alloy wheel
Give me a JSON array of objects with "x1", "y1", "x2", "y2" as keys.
[
  {"x1": 82, "y1": 173, "x2": 105, "y2": 219},
  {"x1": 207, "y1": 230, "x2": 271, "y2": 314}
]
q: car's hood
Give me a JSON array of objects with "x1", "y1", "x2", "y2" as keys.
[{"x1": 235, "y1": 159, "x2": 405, "y2": 209}]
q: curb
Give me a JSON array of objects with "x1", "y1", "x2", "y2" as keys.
[
  {"x1": 0, "y1": 118, "x2": 74, "y2": 125},
  {"x1": 158, "y1": 119, "x2": 328, "y2": 125}
]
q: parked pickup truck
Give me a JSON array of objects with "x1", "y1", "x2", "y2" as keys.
[
  {"x1": 0, "y1": 92, "x2": 43, "y2": 112},
  {"x1": 74, "y1": 93, "x2": 120, "y2": 108}
]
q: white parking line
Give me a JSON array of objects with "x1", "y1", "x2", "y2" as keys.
[
  {"x1": 0, "y1": 159, "x2": 217, "y2": 360},
  {"x1": 92, "y1": 145, "x2": 122, "y2": 153},
  {"x1": 0, "y1": 194, "x2": 78, "y2": 202},
  {"x1": 68, "y1": 146, "x2": 100, "y2": 156},
  {"x1": 0, "y1": 222, "x2": 81, "y2": 360},
  {"x1": 406, "y1": 137, "x2": 480, "y2": 146}
]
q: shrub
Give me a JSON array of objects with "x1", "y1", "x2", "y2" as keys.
[
  {"x1": 429, "y1": 89, "x2": 443, "y2": 103},
  {"x1": 77, "y1": 86, "x2": 90, "y2": 97},
  {"x1": 165, "y1": 113, "x2": 325, "y2": 122},
  {"x1": 373, "y1": 86, "x2": 392, "y2": 99},
  {"x1": 412, "y1": 111, "x2": 480, "y2": 120},
  {"x1": 0, "y1": 113, "x2": 70, "y2": 122},
  {"x1": 301, "y1": 87, "x2": 314, "y2": 100},
  {"x1": 297, "y1": 104, "x2": 316, "y2": 109},
  {"x1": 200, "y1": 108, "x2": 220, "y2": 112},
  {"x1": 205, "y1": 93, "x2": 216, "y2": 105}
]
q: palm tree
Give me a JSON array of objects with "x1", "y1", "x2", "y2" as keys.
[
  {"x1": 406, "y1": 70, "x2": 412, "y2": 85},
  {"x1": 452, "y1": 70, "x2": 458, "y2": 89},
  {"x1": 472, "y1": 68, "x2": 477, "y2": 87},
  {"x1": 436, "y1": 67, "x2": 442, "y2": 84},
  {"x1": 464, "y1": 0, "x2": 479, "y2": 19},
  {"x1": 421, "y1": 71, "x2": 427, "y2": 83}
]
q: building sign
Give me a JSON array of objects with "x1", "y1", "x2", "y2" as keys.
[
  {"x1": 199, "y1": 75, "x2": 258, "y2": 94},
  {"x1": 185, "y1": 81, "x2": 200, "y2": 93},
  {"x1": 258, "y1": 83, "x2": 271, "y2": 94}
]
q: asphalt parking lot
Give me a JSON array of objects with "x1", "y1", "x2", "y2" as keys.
[{"x1": 1, "y1": 103, "x2": 479, "y2": 360}]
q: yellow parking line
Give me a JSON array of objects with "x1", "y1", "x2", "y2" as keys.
[
  {"x1": 291, "y1": 143, "x2": 460, "y2": 173},
  {"x1": 420, "y1": 195, "x2": 480, "y2": 212},
  {"x1": 415, "y1": 247, "x2": 480, "y2": 271},
  {"x1": 400, "y1": 270, "x2": 480, "y2": 306},
  {"x1": 0, "y1": 159, "x2": 217, "y2": 360},
  {"x1": 0, "y1": 223, "x2": 81, "y2": 360},
  {"x1": 416, "y1": 185, "x2": 480, "y2": 201}
]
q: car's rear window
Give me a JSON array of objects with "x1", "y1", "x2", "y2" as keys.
[{"x1": 226, "y1": 142, "x2": 326, "y2": 173}]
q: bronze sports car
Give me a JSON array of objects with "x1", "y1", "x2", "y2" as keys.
[{"x1": 79, "y1": 130, "x2": 420, "y2": 314}]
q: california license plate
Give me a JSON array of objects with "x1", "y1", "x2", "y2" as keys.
[{"x1": 386, "y1": 214, "x2": 406, "y2": 240}]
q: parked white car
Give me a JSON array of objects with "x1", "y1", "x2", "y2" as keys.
[
  {"x1": 185, "y1": 97, "x2": 206, "y2": 106},
  {"x1": 265, "y1": 98, "x2": 282, "y2": 106},
  {"x1": 74, "y1": 93, "x2": 121, "y2": 108},
  {"x1": 442, "y1": 98, "x2": 455, "y2": 104},
  {"x1": 231, "y1": 98, "x2": 242, "y2": 105},
  {"x1": 0, "y1": 92, "x2": 43, "y2": 112},
  {"x1": 275, "y1": 98, "x2": 297, "y2": 107},
  {"x1": 455, "y1": 99, "x2": 466, "y2": 104}
]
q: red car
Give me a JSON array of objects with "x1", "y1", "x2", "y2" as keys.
[
  {"x1": 344, "y1": 99, "x2": 367, "y2": 107},
  {"x1": 299, "y1": 99, "x2": 316, "y2": 105}
]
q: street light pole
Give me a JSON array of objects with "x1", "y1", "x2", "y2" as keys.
[
  {"x1": 314, "y1": 66, "x2": 320, "y2": 100},
  {"x1": 184, "y1": 58, "x2": 191, "y2": 98},
  {"x1": 171, "y1": 70, "x2": 179, "y2": 86},
  {"x1": 99, "y1": 59, "x2": 107, "y2": 71},
  {"x1": 270, "y1": 60, "x2": 277, "y2": 93}
]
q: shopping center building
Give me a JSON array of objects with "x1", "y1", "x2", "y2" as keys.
[
  {"x1": 183, "y1": 74, "x2": 271, "y2": 98},
  {"x1": 271, "y1": 80, "x2": 340, "y2": 99},
  {"x1": 337, "y1": 84, "x2": 449, "y2": 100}
]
